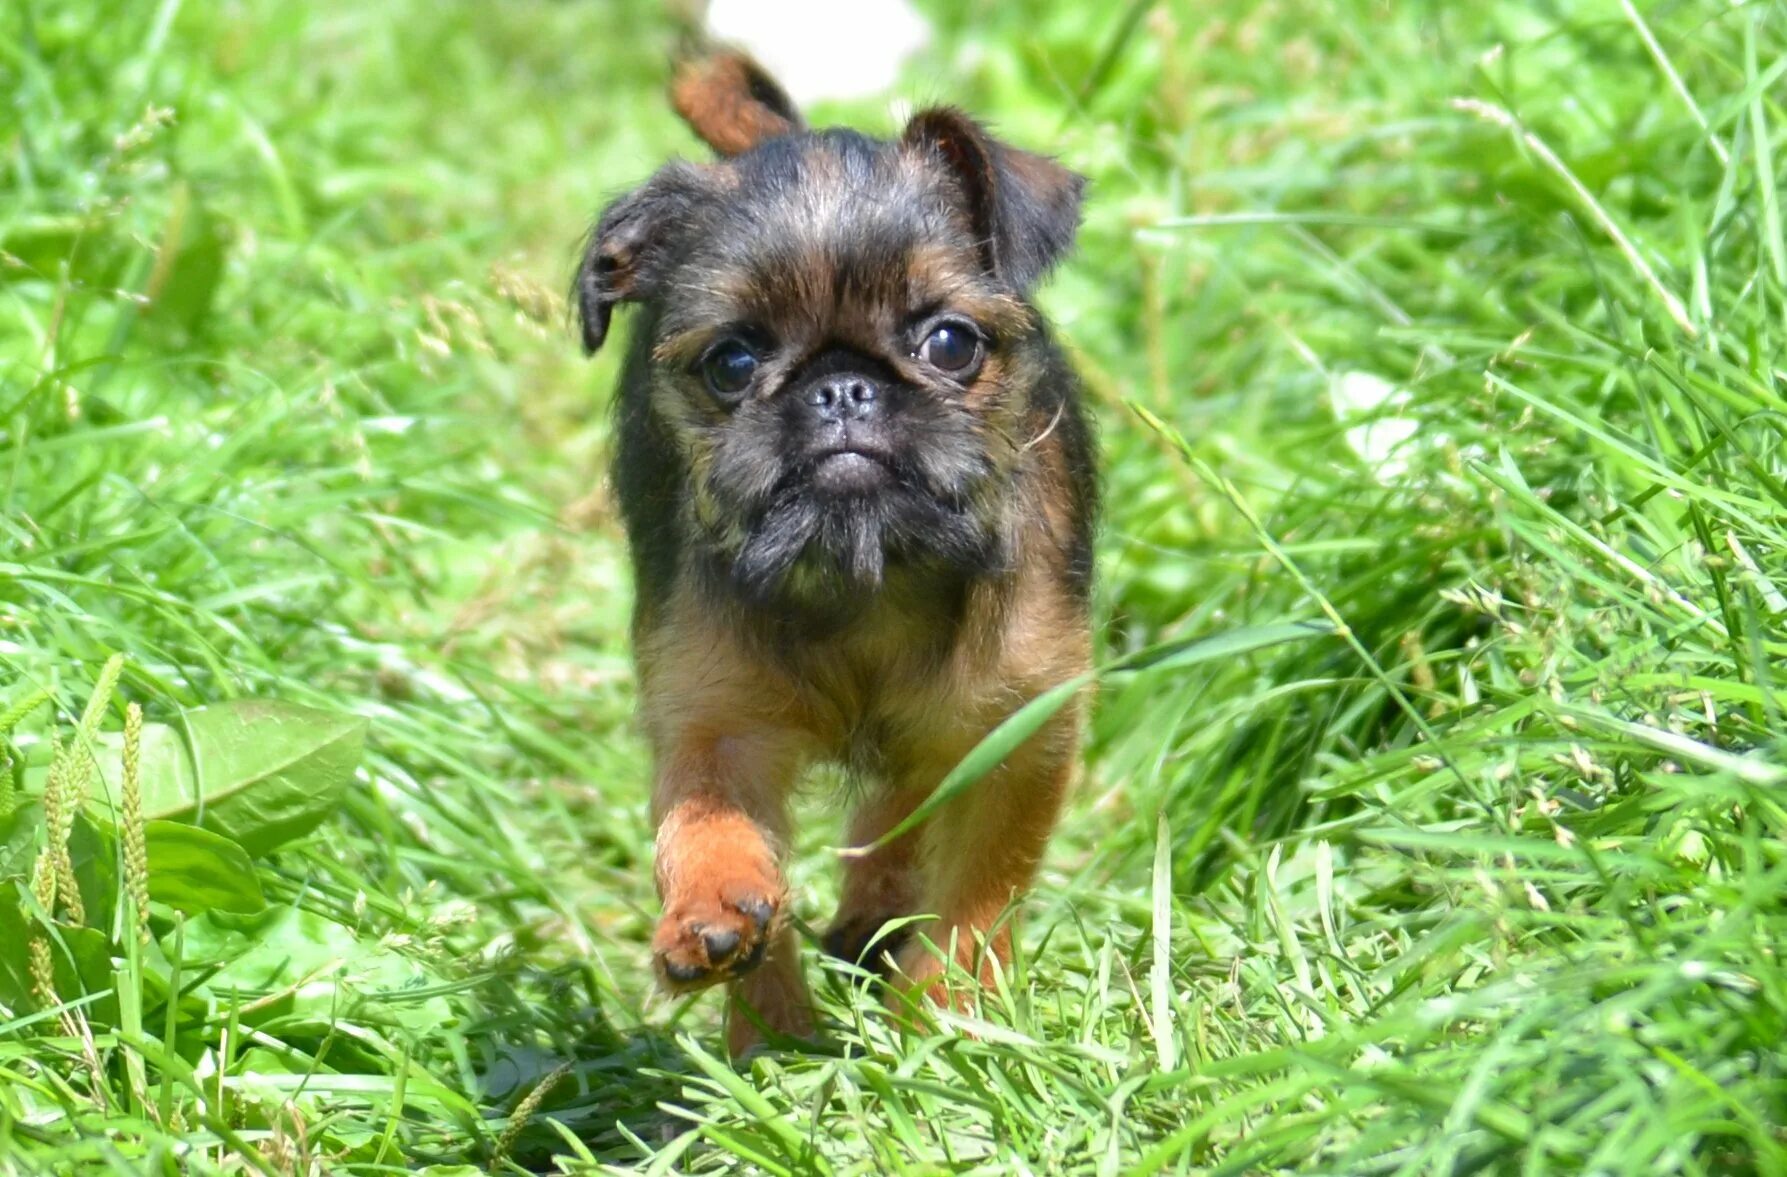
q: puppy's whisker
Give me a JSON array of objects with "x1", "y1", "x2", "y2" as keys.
[{"x1": 1021, "y1": 403, "x2": 1067, "y2": 453}]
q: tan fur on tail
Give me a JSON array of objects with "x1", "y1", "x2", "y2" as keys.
[{"x1": 671, "y1": 51, "x2": 804, "y2": 157}]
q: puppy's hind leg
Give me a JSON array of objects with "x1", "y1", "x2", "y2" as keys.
[
  {"x1": 894, "y1": 712, "x2": 1078, "y2": 1007},
  {"x1": 822, "y1": 784, "x2": 928, "y2": 975}
]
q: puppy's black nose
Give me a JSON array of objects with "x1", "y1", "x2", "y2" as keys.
[{"x1": 804, "y1": 375, "x2": 879, "y2": 423}]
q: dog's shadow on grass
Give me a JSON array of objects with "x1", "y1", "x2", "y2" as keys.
[
  {"x1": 484, "y1": 1031, "x2": 705, "y2": 1169},
  {"x1": 454, "y1": 965, "x2": 713, "y2": 1170},
  {"x1": 462, "y1": 955, "x2": 893, "y2": 1171}
]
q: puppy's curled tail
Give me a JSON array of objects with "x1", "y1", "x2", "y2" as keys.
[{"x1": 671, "y1": 50, "x2": 804, "y2": 157}]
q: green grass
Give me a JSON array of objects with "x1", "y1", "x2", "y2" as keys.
[{"x1": 3, "y1": 0, "x2": 1785, "y2": 1172}]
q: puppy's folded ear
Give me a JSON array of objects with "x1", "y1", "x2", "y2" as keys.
[
  {"x1": 671, "y1": 50, "x2": 804, "y2": 158},
  {"x1": 574, "y1": 165, "x2": 703, "y2": 354},
  {"x1": 903, "y1": 108, "x2": 1085, "y2": 293}
]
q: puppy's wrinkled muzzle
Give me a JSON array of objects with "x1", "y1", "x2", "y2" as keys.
[{"x1": 794, "y1": 371, "x2": 898, "y2": 495}]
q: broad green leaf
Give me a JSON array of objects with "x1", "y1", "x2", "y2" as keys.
[
  {"x1": 0, "y1": 802, "x2": 41, "y2": 882},
  {"x1": 171, "y1": 906, "x2": 453, "y2": 1033},
  {"x1": 0, "y1": 805, "x2": 124, "y2": 1019},
  {"x1": 144, "y1": 820, "x2": 266, "y2": 915},
  {"x1": 131, "y1": 701, "x2": 367, "y2": 856},
  {"x1": 0, "y1": 892, "x2": 41, "y2": 1010},
  {"x1": 0, "y1": 801, "x2": 118, "y2": 931},
  {"x1": 0, "y1": 889, "x2": 119, "y2": 1021},
  {"x1": 27, "y1": 700, "x2": 367, "y2": 858}
]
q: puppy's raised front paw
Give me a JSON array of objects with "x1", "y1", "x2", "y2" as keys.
[{"x1": 652, "y1": 877, "x2": 780, "y2": 993}]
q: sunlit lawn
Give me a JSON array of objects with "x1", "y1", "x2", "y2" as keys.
[{"x1": 3, "y1": 1, "x2": 1784, "y2": 1172}]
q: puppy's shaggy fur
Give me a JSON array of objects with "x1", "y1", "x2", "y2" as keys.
[{"x1": 575, "y1": 51, "x2": 1095, "y2": 1055}]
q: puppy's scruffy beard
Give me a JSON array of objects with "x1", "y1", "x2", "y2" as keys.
[
  {"x1": 728, "y1": 482, "x2": 1003, "y2": 609},
  {"x1": 691, "y1": 428, "x2": 1010, "y2": 614}
]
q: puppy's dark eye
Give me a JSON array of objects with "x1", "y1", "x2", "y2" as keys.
[
  {"x1": 701, "y1": 340, "x2": 760, "y2": 399},
  {"x1": 918, "y1": 320, "x2": 982, "y2": 377}
]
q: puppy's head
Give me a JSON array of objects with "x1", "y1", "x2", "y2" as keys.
[{"x1": 577, "y1": 53, "x2": 1084, "y2": 614}]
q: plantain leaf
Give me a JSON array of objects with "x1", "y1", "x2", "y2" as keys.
[
  {"x1": 173, "y1": 906, "x2": 455, "y2": 1033},
  {"x1": 23, "y1": 700, "x2": 367, "y2": 858},
  {"x1": 0, "y1": 801, "x2": 42, "y2": 881},
  {"x1": 137, "y1": 701, "x2": 366, "y2": 857},
  {"x1": 0, "y1": 800, "x2": 119, "y2": 930},
  {"x1": 144, "y1": 820, "x2": 266, "y2": 915},
  {"x1": 0, "y1": 887, "x2": 119, "y2": 1021}
]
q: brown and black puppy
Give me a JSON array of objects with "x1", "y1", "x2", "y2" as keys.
[{"x1": 575, "y1": 51, "x2": 1095, "y2": 1056}]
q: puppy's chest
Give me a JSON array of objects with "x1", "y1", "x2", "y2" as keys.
[{"x1": 783, "y1": 622, "x2": 987, "y2": 776}]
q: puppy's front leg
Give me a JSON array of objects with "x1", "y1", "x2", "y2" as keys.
[{"x1": 650, "y1": 733, "x2": 814, "y2": 1056}]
